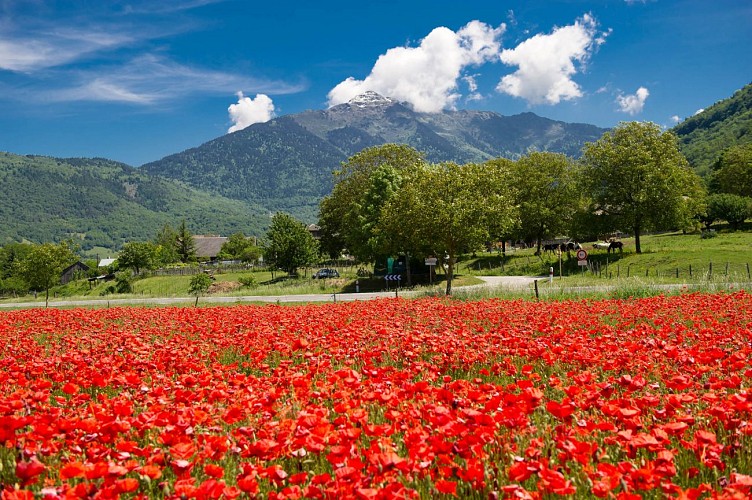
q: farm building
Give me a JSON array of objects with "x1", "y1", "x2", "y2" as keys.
[
  {"x1": 61, "y1": 262, "x2": 90, "y2": 284},
  {"x1": 194, "y1": 235, "x2": 228, "y2": 261}
]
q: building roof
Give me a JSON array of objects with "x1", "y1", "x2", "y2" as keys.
[
  {"x1": 98, "y1": 258, "x2": 117, "y2": 267},
  {"x1": 194, "y1": 236, "x2": 228, "y2": 259}
]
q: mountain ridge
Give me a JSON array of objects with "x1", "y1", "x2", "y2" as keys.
[{"x1": 141, "y1": 92, "x2": 609, "y2": 221}]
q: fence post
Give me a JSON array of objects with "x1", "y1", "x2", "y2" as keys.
[
  {"x1": 709, "y1": 261, "x2": 712, "y2": 278},
  {"x1": 747, "y1": 263, "x2": 751, "y2": 280},
  {"x1": 534, "y1": 280, "x2": 539, "y2": 300},
  {"x1": 689, "y1": 264, "x2": 692, "y2": 278},
  {"x1": 725, "y1": 262, "x2": 729, "y2": 277}
]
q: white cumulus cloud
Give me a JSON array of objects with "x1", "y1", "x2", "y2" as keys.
[
  {"x1": 327, "y1": 21, "x2": 504, "y2": 113},
  {"x1": 616, "y1": 86, "x2": 649, "y2": 115},
  {"x1": 228, "y1": 92, "x2": 275, "y2": 133},
  {"x1": 496, "y1": 14, "x2": 607, "y2": 105},
  {"x1": 670, "y1": 115, "x2": 681, "y2": 124}
]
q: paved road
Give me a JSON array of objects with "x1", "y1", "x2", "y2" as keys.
[
  {"x1": 6, "y1": 277, "x2": 743, "y2": 309},
  {"x1": 0, "y1": 276, "x2": 544, "y2": 309}
]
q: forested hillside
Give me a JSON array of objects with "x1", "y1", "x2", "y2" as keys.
[
  {"x1": 0, "y1": 153, "x2": 268, "y2": 249},
  {"x1": 674, "y1": 82, "x2": 752, "y2": 176},
  {"x1": 142, "y1": 92, "x2": 608, "y2": 222}
]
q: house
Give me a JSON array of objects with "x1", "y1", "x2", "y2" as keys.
[
  {"x1": 307, "y1": 224, "x2": 321, "y2": 239},
  {"x1": 61, "y1": 261, "x2": 90, "y2": 285},
  {"x1": 98, "y1": 257, "x2": 117, "y2": 268},
  {"x1": 194, "y1": 235, "x2": 229, "y2": 261}
]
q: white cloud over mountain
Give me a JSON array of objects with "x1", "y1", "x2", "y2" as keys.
[
  {"x1": 496, "y1": 14, "x2": 607, "y2": 105},
  {"x1": 327, "y1": 21, "x2": 504, "y2": 113},
  {"x1": 228, "y1": 92, "x2": 275, "y2": 133},
  {"x1": 616, "y1": 86, "x2": 649, "y2": 115},
  {"x1": 328, "y1": 15, "x2": 611, "y2": 112}
]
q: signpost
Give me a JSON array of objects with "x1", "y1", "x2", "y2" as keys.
[
  {"x1": 384, "y1": 274, "x2": 401, "y2": 292},
  {"x1": 577, "y1": 249, "x2": 588, "y2": 271},
  {"x1": 425, "y1": 257, "x2": 437, "y2": 284}
]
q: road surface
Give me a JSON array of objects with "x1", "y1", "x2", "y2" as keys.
[{"x1": 0, "y1": 276, "x2": 542, "y2": 309}]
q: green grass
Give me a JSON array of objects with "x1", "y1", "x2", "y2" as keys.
[{"x1": 460, "y1": 227, "x2": 752, "y2": 285}]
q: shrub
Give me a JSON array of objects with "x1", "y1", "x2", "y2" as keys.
[
  {"x1": 238, "y1": 274, "x2": 258, "y2": 288},
  {"x1": 704, "y1": 193, "x2": 751, "y2": 230}
]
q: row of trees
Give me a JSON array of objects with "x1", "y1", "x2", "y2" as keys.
[{"x1": 319, "y1": 122, "x2": 714, "y2": 295}]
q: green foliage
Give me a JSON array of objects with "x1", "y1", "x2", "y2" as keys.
[
  {"x1": 219, "y1": 232, "x2": 261, "y2": 262},
  {"x1": 702, "y1": 193, "x2": 751, "y2": 230},
  {"x1": 188, "y1": 273, "x2": 213, "y2": 297},
  {"x1": 379, "y1": 161, "x2": 516, "y2": 295},
  {"x1": 319, "y1": 144, "x2": 425, "y2": 261},
  {"x1": 264, "y1": 213, "x2": 319, "y2": 275},
  {"x1": 507, "y1": 151, "x2": 580, "y2": 252},
  {"x1": 153, "y1": 224, "x2": 180, "y2": 266},
  {"x1": 175, "y1": 220, "x2": 197, "y2": 264},
  {"x1": 674, "y1": 82, "x2": 752, "y2": 176},
  {"x1": 0, "y1": 152, "x2": 267, "y2": 250},
  {"x1": 238, "y1": 274, "x2": 258, "y2": 288},
  {"x1": 581, "y1": 121, "x2": 706, "y2": 253},
  {"x1": 117, "y1": 241, "x2": 156, "y2": 274},
  {"x1": 710, "y1": 143, "x2": 752, "y2": 196},
  {"x1": 114, "y1": 272, "x2": 133, "y2": 294},
  {"x1": 18, "y1": 242, "x2": 76, "y2": 306}
]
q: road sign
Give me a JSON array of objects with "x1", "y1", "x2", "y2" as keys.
[
  {"x1": 425, "y1": 257, "x2": 438, "y2": 266},
  {"x1": 576, "y1": 249, "x2": 588, "y2": 261},
  {"x1": 384, "y1": 274, "x2": 402, "y2": 281}
]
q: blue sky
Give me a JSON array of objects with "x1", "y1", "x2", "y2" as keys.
[{"x1": 1, "y1": 0, "x2": 750, "y2": 167}]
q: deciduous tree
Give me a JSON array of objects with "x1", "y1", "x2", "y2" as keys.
[
  {"x1": 188, "y1": 273, "x2": 213, "y2": 307},
  {"x1": 710, "y1": 143, "x2": 752, "y2": 197},
  {"x1": 380, "y1": 161, "x2": 515, "y2": 295},
  {"x1": 117, "y1": 242, "x2": 156, "y2": 275},
  {"x1": 581, "y1": 122, "x2": 705, "y2": 253},
  {"x1": 19, "y1": 242, "x2": 76, "y2": 307},
  {"x1": 508, "y1": 152, "x2": 580, "y2": 254},
  {"x1": 264, "y1": 213, "x2": 319, "y2": 276},
  {"x1": 318, "y1": 144, "x2": 424, "y2": 261}
]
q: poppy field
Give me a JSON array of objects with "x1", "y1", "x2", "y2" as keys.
[{"x1": 2, "y1": 292, "x2": 752, "y2": 499}]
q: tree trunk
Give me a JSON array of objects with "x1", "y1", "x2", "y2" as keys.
[
  {"x1": 406, "y1": 253, "x2": 412, "y2": 287},
  {"x1": 634, "y1": 222, "x2": 642, "y2": 254},
  {"x1": 45, "y1": 288, "x2": 49, "y2": 308},
  {"x1": 445, "y1": 257, "x2": 454, "y2": 296}
]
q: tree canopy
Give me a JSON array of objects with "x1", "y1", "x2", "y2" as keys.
[
  {"x1": 507, "y1": 152, "x2": 580, "y2": 253},
  {"x1": 318, "y1": 144, "x2": 425, "y2": 261},
  {"x1": 18, "y1": 242, "x2": 76, "y2": 307},
  {"x1": 379, "y1": 161, "x2": 515, "y2": 295},
  {"x1": 264, "y1": 213, "x2": 319, "y2": 275},
  {"x1": 117, "y1": 241, "x2": 156, "y2": 275},
  {"x1": 581, "y1": 122, "x2": 705, "y2": 253},
  {"x1": 710, "y1": 143, "x2": 752, "y2": 197}
]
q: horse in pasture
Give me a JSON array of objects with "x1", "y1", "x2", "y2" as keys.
[{"x1": 607, "y1": 241, "x2": 623, "y2": 254}]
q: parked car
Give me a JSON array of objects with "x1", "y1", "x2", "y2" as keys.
[{"x1": 313, "y1": 268, "x2": 340, "y2": 279}]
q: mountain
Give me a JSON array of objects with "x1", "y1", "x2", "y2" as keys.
[
  {"x1": 142, "y1": 92, "x2": 608, "y2": 222},
  {"x1": 673, "y1": 82, "x2": 752, "y2": 176},
  {"x1": 0, "y1": 153, "x2": 268, "y2": 250}
]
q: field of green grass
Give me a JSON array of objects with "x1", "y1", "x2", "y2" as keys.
[{"x1": 460, "y1": 226, "x2": 752, "y2": 284}]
